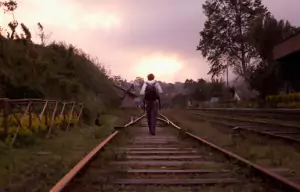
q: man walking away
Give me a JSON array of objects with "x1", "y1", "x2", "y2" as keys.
[{"x1": 140, "y1": 73, "x2": 163, "y2": 135}]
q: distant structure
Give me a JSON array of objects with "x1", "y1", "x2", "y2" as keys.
[
  {"x1": 113, "y1": 84, "x2": 140, "y2": 108},
  {"x1": 187, "y1": 101, "x2": 192, "y2": 108},
  {"x1": 273, "y1": 31, "x2": 300, "y2": 92},
  {"x1": 273, "y1": 31, "x2": 300, "y2": 61}
]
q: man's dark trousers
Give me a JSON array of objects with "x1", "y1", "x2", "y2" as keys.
[{"x1": 146, "y1": 100, "x2": 158, "y2": 135}]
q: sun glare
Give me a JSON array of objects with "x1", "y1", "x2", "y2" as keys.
[{"x1": 134, "y1": 54, "x2": 183, "y2": 80}]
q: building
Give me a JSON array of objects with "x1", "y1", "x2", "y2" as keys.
[
  {"x1": 273, "y1": 32, "x2": 300, "y2": 92},
  {"x1": 113, "y1": 84, "x2": 140, "y2": 108},
  {"x1": 273, "y1": 32, "x2": 300, "y2": 61}
]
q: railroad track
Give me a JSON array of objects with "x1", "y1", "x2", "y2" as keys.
[
  {"x1": 188, "y1": 108, "x2": 300, "y2": 121},
  {"x1": 193, "y1": 112, "x2": 300, "y2": 144},
  {"x1": 50, "y1": 113, "x2": 300, "y2": 192}
]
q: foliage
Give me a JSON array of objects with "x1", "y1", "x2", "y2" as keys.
[
  {"x1": 0, "y1": 39, "x2": 120, "y2": 122},
  {"x1": 171, "y1": 94, "x2": 188, "y2": 108},
  {"x1": 266, "y1": 93, "x2": 300, "y2": 108},
  {"x1": 248, "y1": 14, "x2": 297, "y2": 62},
  {"x1": 37, "y1": 22, "x2": 51, "y2": 45},
  {"x1": 111, "y1": 75, "x2": 127, "y2": 87},
  {"x1": 266, "y1": 93, "x2": 300, "y2": 103},
  {"x1": 0, "y1": 1, "x2": 120, "y2": 123},
  {"x1": 0, "y1": 113, "x2": 78, "y2": 146},
  {"x1": 197, "y1": 0, "x2": 268, "y2": 78},
  {"x1": 197, "y1": 0, "x2": 300, "y2": 102},
  {"x1": 249, "y1": 61, "x2": 281, "y2": 100},
  {"x1": 184, "y1": 78, "x2": 231, "y2": 101},
  {"x1": 0, "y1": 0, "x2": 17, "y2": 12},
  {"x1": 170, "y1": 78, "x2": 234, "y2": 108},
  {"x1": 248, "y1": 15, "x2": 299, "y2": 99},
  {"x1": 277, "y1": 56, "x2": 300, "y2": 92}
]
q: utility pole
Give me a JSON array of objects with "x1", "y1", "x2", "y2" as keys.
[{"x1": 226, "y1": 63, "x2": 229, "y2": 87}]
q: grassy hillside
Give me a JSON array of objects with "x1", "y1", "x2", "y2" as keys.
[{"x1": 0, "y1": 37, "x2": 120, "y2": 123}]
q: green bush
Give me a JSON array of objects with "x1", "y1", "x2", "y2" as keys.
[
  {"x1": 266, "y1": 92, "x2": 300, "y2": 108},
  {"x1": 0, "y1": 39, "x2": 121, "y2": 123}
]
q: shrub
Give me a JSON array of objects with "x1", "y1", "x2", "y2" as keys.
[
  {"x1": 0, "y1": 111, "x2": 79, "y2": 146},
  {"x1": 266, "y1": 92, "x2": 300, "y2": 108},
  {"x1": 0, "y1": 39, "x2": 121, "y2": 124}
]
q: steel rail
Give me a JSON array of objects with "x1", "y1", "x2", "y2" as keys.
[
  {"x1": 193, "y1": 112, "x2": 300, "y2": 129},
  {"x1": 49, "y1": 113, "x2": 146, "y2": 192},
  {"x1": 188, "y1": 108, "x2": 300, "y2": 113},
  {"x1": 159, "y1": 113, "x2": 300, "y2": 192},
  {"x1": 188, "y1": 108, "x2": 300, "y2": 122},
  {"x1": 194, "y1": 113, "x2": 300, "y2": 144}
]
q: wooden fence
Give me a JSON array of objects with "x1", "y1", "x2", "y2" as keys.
[{"x1": 0, "y1": 98, "x2": 83, "y2": 146}]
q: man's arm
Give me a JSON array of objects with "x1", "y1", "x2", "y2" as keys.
[
  {"x1": 142, "y1": 98, "x2": 146, "y2": 111},
  {"x1": 140, "y1": 83, "x2": 146, "y2": 95},
  {"x1": 157, "y1": 94, "x2": 162, "y2": 109},
  {"x1": 155, "y1": 82, "x2": 163, "y2": 93}
]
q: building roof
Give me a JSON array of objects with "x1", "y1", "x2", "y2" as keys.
[
  {"x1": 113, "y1": 83, "x2": 139, "y2": 98},
  {"x1": 273, "y1": 32, "x2": 300, "y2": 60},
  {"x1": 275, "y1": 30, "x2": 300, "y2": 46}
]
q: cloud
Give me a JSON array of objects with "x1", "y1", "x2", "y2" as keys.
[{"x1": 1, "y1": 0, "x2": 299, "y2": 83}]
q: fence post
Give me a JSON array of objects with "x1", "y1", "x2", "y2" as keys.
[
  {"x1": 3, "y1": 99, "x2": 9, "y2": 136},
  {"x1": 28, "y1": 101, "x2": 32, "y2": 130},
  {"x1": 66, "y1": 102, "x2": 75, "y2": 131},
  {"x1": 47, "y1": 101, "x2": 58, "y2": 137},
  {"x1": 76, "y1": 105, "x2": 83, "y2": 123}
]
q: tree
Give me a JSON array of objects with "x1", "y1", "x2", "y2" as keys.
[
  {"x1": 249, "y1": 61, "x2": 280, "y2": 100},
  {"x1": 37, "y1": 22, "x2": 51, "y2": 45},
  {"x1": 7, "y1": 20, "x2": 18, "y2": 39},
  {"x1": 0, "y1": 0, "x2": 17, "y2": 12},
  {"x1": 111, "y1": 75, "x2": 127, "y2": 86},
  {"x1": 183, "y1": 79, "x2": 197, "y2": 94},
  {"x1": 197, "y1": 0, "x2": 268, "y2": 79},
  {"x1": 20, "y1": 23, "x2": 31, "y2": 40},
  {"x1": 248, "y1": 15, "x2": 298, "y2": 98},
  {"x1": 248, "y1": 14, "x2": 297, "y2": 63},
  {"x1": 171, "y1": 94, "x2": 188, "y2": 108}
]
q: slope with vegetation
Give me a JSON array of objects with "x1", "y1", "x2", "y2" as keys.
[{"x1": 0, "y1": 1, "x2": 120, "y2": 123}]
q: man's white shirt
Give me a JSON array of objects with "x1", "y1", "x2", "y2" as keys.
[{"x1": 140, "y1": 80, "x2": 163, "y2": 95}]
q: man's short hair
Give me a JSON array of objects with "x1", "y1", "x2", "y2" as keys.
[{"x1": 147, "y1": 73, "x2": 155, "y2": 80}]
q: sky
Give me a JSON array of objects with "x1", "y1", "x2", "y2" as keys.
[{"x1": 1, "y1": 0, "x2": 300, "y2": 83}]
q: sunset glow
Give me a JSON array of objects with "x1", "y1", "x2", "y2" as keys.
[
  {"x1": 134, "y1": 54, "x2": 183, "y2": 80},
  {"x1": 1, "y1": 0, "x2": 121, "y2": 31},
  {"x1": 0, "y1": 0, "x2": 293, "y2": 82}
]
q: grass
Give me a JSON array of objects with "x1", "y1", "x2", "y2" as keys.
[
  {"x1": 193, "y1": 111, "x2": 300, "y2": 127},
  {"x1": 0, "y1": 108, "x2": 142, "y2": 192},
  {"x1": 162, "y1": 109, "x2": 300, "y2": 179}
]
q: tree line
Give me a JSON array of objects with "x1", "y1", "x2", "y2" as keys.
[{"x1": 197, "y1": 0, "x2": 300, "y2": 102}]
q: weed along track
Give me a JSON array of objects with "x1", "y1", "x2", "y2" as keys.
[{"x1": 51, "y1": 114, "x2": 300, "y2": 192}]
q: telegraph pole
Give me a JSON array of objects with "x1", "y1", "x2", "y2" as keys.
[{"x1": 226, "y1": 63, "x2": 229, "y2": 87}]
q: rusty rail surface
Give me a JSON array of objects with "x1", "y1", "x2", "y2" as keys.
[
  {"x1": 159, "y1": 113, "x2": 300, "y2": 192},
  {"x1": 50, "y1": 113, "x2": 146, "y2": 192},
  {"x1": 0, "y1": 98, "x2": 83, "y2": 146}
]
